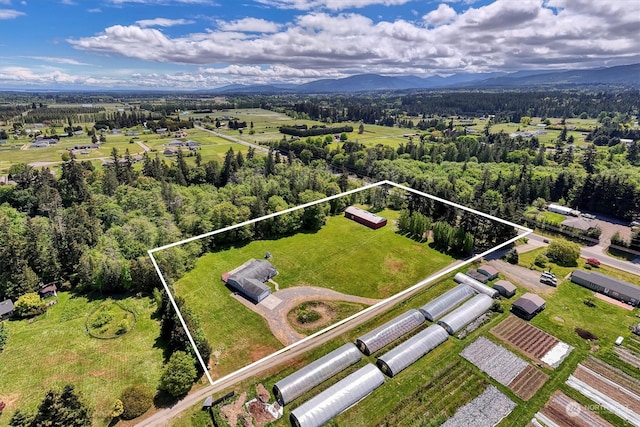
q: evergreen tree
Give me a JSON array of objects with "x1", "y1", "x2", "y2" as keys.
[{"x1": 31, "y1": 385, "x2": 92, "y2": 427}]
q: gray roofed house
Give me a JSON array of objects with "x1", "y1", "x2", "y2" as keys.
[
  {"x1": 223, "y1": 259, "x2": 277, "y2": 303},
  {"x1": 493, "y1": 280, "x2": 516, "y2": 298},
  {"x1": 167, "y1": 140, "x2": 184, "y2": 147},
  {"x1": 477, "y1": 265, "x2": 499, "y2": 280},
  {"x1": 561, "y1": 217, "x2": 595, "y2": 232},
  {"x1": 571, "y1": 270, "x2": 640, "y2": 306},
  {"x1": 0, "y1": 299, "x2": 14, "y2": 319},
  {"x1": 511, "y1": 293, "x2": 545, "y2": 320}
]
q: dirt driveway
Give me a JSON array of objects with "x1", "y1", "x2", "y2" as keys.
[
  {"x1": 233, "y1": 286, "x2": 380, "y2": 346},
  {"x1": 489, "y1": 259, "x2": 558, "y2": 296}
]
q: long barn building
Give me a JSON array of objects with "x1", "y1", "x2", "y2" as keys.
[
  {"x1": 344, "y1": 206, "x2": 387, "y2": 229},
  {"x1": 571, "y1": 270, "x2": 640, "y2": 307}
]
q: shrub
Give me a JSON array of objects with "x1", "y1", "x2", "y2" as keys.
[
  {"x1": 547, "y1": 238, "x2": 580, "y2": 266},
  {"x1": 90, "y1": 311, "x2": 114, "y2": 329},
  {"x1": 111, "y1": 399, "x2": 124, "y2": 418},
  {"x1": 0, "y1": 322, "x2": 7, "y2": 351},
  {"x1": 504, "y1": 248, "x2": 519, "y2": 264},
  {"x1": 297, "y1": 309, "x2": 321, "y2": 324},
  {"x1": 14, "y1": 293, "x2": 46, "y2": 318},
  {"x1": 158, "y1": 351, "x2": 197, "y2": 397},
  {"x1": 120, "y1": 385, "x2": 153, "y2": 420},
  {"x1": 534, "y1": 254, "x2": 549, "y2": 268},
  {"x1": 116, "y1": 319, "x2": 130, "y2": 335}
]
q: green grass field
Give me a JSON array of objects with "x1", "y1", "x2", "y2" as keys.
[
  {"x1": 172, "y1": 209, "x2": 454, "y2": 377},
  {"x1": 0, "y1": 293, "x2": 164, "y2": 426}
]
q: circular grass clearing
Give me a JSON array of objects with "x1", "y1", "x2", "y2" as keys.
[
  {"x1": 287, "y1": 300, "x2": 367, "y2": 336},
  {"x1": 86, "y1": 300, "x2": 136, "y2": 339}
]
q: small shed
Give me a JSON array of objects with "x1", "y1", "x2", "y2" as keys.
[
  {"x1": 38, "y1": 283, "x2": 58, "y2": 298},
  {"x1": 0, "y1": 299, "x2": 14, "y2": 319},
  {"x1": 477, "y1": 265, "x2": 499, "y2": 281},
  {"x1": 493, "y1": 280, "x2": 516, "y2": 298},
  {"x1": 202, "y1": 396, "x2": 213, "y2": 409},
  {"x1": 511, "y1": 293, "x2": 545, "y2": 320},
  {"x1": 344, "y1": 206, "x2": 387, "y2": 229},
  {"x1": 466, "y1": 269, "x2": 489, "y2": 284}
]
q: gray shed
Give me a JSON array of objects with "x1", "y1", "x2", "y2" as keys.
[
  {"x1": 224, "y1": 259, "x2": 277, "y2": 303},
  {"x1": 419, "y1": 284, "x2": 476, "y2": 322},
  {"x1": 454, "y1": 272, "x2": 499, "y2": 298},
  {"x1": 493, "y1": 280, "x2": 516, "y2": 298},
  {"x1": 289, "y1": 364, "x2": 385, "y2": 427},
  {"x1": 273, "y1": 343, "x2": 361, "y2": 405},
  {"x1": 376, "y1": 324, "x2": 449, "y2": 377},
  {"x1": 0, "y1": 299, "x2": 14, "y2": 319},
  {"x1": 355, "y1": 309, "x2": 425, "y2": 355},
  {"x1": 437, "y1": 294, "x2": 493, "y2": 335}
]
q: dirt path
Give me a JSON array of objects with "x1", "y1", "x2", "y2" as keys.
[
  {"x1": 136, "y1": 140, "x2": 151, "y2": 152},
  {"x1": 233, "y1": 286, "x2": 381, "y2": 345},
  {"x1": 488, "y1": 259, "x2": 557, "y2": 296}
]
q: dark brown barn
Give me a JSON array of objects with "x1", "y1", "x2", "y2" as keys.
[{"x1": 344, "y1": 206, "x2": 387, "y2": 229}]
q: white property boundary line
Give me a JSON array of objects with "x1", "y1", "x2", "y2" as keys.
[{"x1": 148, "y1": 180, "x2": 532, "y2": 386}]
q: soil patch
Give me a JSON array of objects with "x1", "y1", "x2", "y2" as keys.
[{"x1": 221, "y1": 392, "x2": 249, "y2": 427}]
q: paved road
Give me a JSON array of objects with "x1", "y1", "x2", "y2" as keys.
[
  {"x1": 195, "y1": 125, "x2": 269, "y2": 153},
  {"x1": 526, "y1": 233, "x2": 640, "y2": 275}
]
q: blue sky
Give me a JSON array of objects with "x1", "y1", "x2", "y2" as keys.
[{"x1": 1, "y1": 0, "x2": 639, "y2": 89}]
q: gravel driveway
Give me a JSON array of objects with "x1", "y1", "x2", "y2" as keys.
[
  {"x1": 233, "y1": 286, "x2": 381, "y2": 346},
  {"x1": 488, "y1": 259, "x2": 558, "y2": 296}
]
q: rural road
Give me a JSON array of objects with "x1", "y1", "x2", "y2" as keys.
[{"x1": 195, "y1": 125, "x2": 269, "y2": 153}]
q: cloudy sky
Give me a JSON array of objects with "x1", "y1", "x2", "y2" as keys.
[{"x1": 1, "y1": 0, "x2": 639, "y2": 89}]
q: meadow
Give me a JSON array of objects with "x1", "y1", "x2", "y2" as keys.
[
  {"x1": 172, "y1": 209, "x2": 454, "y2": 377},
  {"x1": 0, "y1": 293, "x2": 164, "y2": 426}
]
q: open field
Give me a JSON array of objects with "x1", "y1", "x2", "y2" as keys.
[
  {"x1": 0, "y1": 292, "x2": 164, "y2": 426},
  {"x1": 173, "y1": 209, "x2": 454, "y2": 377}
]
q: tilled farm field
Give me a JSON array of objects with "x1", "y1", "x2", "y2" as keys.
[
  {"x1": 440, "y1": 385, "x2": 516, "y2": 427},
  {"x1": 567, "y1": 357, "x2": 640, "y2": 425},
  {"x1": 534, "y1": 391, "x2": 613, "y2": 427},
  {"x1": 461, "y1": 336, "x2": 548, "y2": 401},
  {"x1": 491, "y1": 315, "x2": 573, "y2": 368}
]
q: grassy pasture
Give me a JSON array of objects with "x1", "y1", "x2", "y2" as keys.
[
  {"x1": 172, "y1": 209, "x2": 454, "y2": 377},
  {"x1": 0, "y1": 293, "x2": 164, "y2": 426}
]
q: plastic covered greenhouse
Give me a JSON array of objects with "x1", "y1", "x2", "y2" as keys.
[
  {"x1": 419, "y1": 284, "x2": 476, "y2": 321},
  {"x1": 289, "y1": 364, "x2": 385, "y2": 427},
  {"x1": 273, "y1": 343, "x2": 361, "y2": 405},
  {"x1": 376, "y1": 324, "x2": 449, "y2": 377},
  {"x1": 453, "y1": 272, "x2": 499, "y2": 298},
  {"x1": 355, "y1": 309, "x2": 426, "y2": 355},
  {"x1": 437, "y1": 293, "x2": 493, "y2": 335}
]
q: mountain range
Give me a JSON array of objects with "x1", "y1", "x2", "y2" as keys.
[{"x1": 211, "y1": 63, "x2": 640, "y2": 94}]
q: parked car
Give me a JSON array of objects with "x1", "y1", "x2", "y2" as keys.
[
  {"x1": 586, "y1": 258, "x2": 601, "y2": 267},
  {"x1": 540, "y1": 276, "x2": 557, "y2": 287},
  {"x1": 541, "y1": 271, "x2": 556, "y2": 278},
  {"x1": 581, "y1": 213, "x2": 596, "y2": 219}
]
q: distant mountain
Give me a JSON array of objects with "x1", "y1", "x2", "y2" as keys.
[{"x1": 207, "y1": 63, "x2": 639, "y2": 94}]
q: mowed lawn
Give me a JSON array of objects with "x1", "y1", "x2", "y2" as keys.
[
  {"x1": 0, "y1": 293, "x2": 164, "y2": 426},
  {"x1": 173, "y1": 209, "x2": 454, "y2": 377}
]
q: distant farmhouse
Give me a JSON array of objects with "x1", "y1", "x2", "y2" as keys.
[
  {"x1": 222, "y1": 259, "x2": 277, "y2": 303},
  {"x1": 547, "y1": 203, "x2": 580, "y2": 217},
  {"x1": 344, "y1": 206, "x2": 387, "y2": 229},
  {"x1": 571, "y1": 270, "x2": 640, "y2": 307}
]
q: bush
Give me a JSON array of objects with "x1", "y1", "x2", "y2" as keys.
[
  {"x1": 547, "y1": 238, "x2": 580, "y2": 266},
  {"x1": 297, "y1": 309, "x2": 321, "y2": 324},
  {"x1": 116, "y1": 319, "x2": 130, "y2": 335},
  {"x1": 534, "y1": 254, "x2": 549, "y2": 268},
  {"x1": 90, "y1": 311, "x2": 114, "y2": 329},
  {"x1": 158, "y1": 351, "x2": 197, "y2": 397},
  {"x1": 0, "y1": 322, "x2": 7, "y2": 351},
  {"x1": 14, "y1": 293, "x2": 46, "y2": 318},
  {"x1": 504, "y1": 248, "x2": 519, "y2": 264},
  {"x1": 111, "y1": 399, "x2": 124, "y2": 418},
  {"x1": 120, "y1": 385, "x2": 153, "y2": 420}
]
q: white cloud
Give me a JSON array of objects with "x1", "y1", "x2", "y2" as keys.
[
  {"x1": 255, "y1": 0, "x2": 411, "y2": 11},
  {"x1": 88, "y1": 8, "x2": 101, "y2": 12},
  {"x1": 108, "y1": 0, "x2": 214, "y2": 4},
  {"x1": 0, "y1": 0, "x2": 12, "y2": 5},
  {"x1": 423, "y1": 4, "x2": 457, "y2": 26},
  {"x1": 0, "y1": 8, "x2": 24, "y2": 19},
  {"x1": 23, "y1": 56, "x2": 91, "y2": 65},
  {"x1": 60, "y1": 0, "x2": 77, "y2": 5},
  {"x1": 216, "y1": 18, "x2": 281, "y2": 33},
  {"x1": 135, "y1": 18, "x2": 194, "y2": 27}
]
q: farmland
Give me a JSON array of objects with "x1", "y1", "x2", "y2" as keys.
[{"x1": 534, "y1": 391, "x2": 613, "y2": 427}]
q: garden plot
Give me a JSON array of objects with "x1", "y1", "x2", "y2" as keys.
[
  {"x1": 566, "y1": 359, "x2": 640, "y2": 426},
  {"x1": 441, "y1": 385, "x2": 516, "y2": 427},
  {"x1": 461, "y1": 336, "x2": 528, "y2": 386},
  {"x1": 534, "y1": 391, "x2": 613, "y2": 427},
  {"x1": 491, "y1": 315, "x2": 573, "y2": 368},
  {"x1": 461, "y1": 336, "x2": 548, "y2": 401}
]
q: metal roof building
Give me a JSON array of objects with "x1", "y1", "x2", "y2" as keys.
[
  {"x1": 344, "y1": 206, "x2": 387, "y2": 229},
  {"x1": 511, "y1": 293, "x2": 546, "y2": 320},
  {"x1": 273, "y1": 343, "x2": 361, "y2": 405},
  {"x1": 493, "y1": 280, "x2": 517, "y2": 298},
  {"x1": 289, "y1": 364, "x2": 385, "y2": 427},
  {"x1": 437, "y1": 294, "x2": 494, "y2": 335},
  {"x1": 419, "y1": 284, "x2": 476, "y2": 322},
  {"x1": 571, "y1": 270, "x2": 640, "y2": 307},
  {"x1": 376, "y1": 324, "x2": 449, "y2": 377},
  {"x1": 222, "y1": 259, "x2": 277, "y2": 303},
  {"x1": 355, "y1": 309, "x2": 426, "y2": 355},
  {"x1": 454, "y1": 272, "x2": 499, "y2": 298}
]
